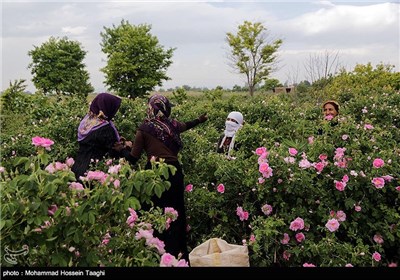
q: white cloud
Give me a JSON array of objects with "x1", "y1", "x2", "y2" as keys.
[
  {"x1": 296, "y1": 3, "x2": 398, "y2": 35},
  {"x1": 62, "y1": 26, "x2": 87, "y2": 35}
]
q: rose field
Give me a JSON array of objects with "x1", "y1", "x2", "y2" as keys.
[{"x1": 0, "y1": 63, "x2": 399, "y2": 267}]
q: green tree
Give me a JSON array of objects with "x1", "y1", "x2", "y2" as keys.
[
  {"x1": 28, "y1": 36, "x2": 93, "y2": 97},
  {"x1": 296, "y1": 80, "x2": 311, "y2": 93},
  {"x1": 262, "y1": 78, "x2": 282, "y2": 91},
  {"x1": 100, "y1": 20, "x2": 175, "y2": 98},
  {"x1": 226, "y1": 21, "x2": 282, "y2": 97},
  {"x1": 232, "y1": 84, "x2": 243, "y2": 92},
  {"x1": 1, "y1": 79, "x2": 27, "y2": 112}
]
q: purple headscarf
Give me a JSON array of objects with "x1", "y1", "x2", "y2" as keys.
[
  {"x1": 90, "y1": 92, "x2": 122, "y2": 121},
  {"x1": 139, "y1": 94, "x2": 183, "y2": 154},
  {"x1": 77, "y1": 93, "x2": 122, "y2": 141}
]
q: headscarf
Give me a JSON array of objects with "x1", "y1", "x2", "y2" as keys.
[
  {"x1": 77, "y1": 93, "x2": 122, "y2": 142},
  {"x1": 90, "y1": 92, "x2": 122, "y2": 121},
  {"x1": 322, "y1": 100, "x2": 340, "y2": 113},
  {"x1": 219, "y1": 111, "x2": 244, "y2": 156},
  {"x1": 139, "y1": 94, "x2": 183, "y2": 154}
]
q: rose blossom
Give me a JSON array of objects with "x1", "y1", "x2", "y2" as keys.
[
  {"x1": 372, "y1": 177, "x2": 385, "y2": 189},
  {"x1": 372, "y1": 252, "x2": 381, "y2": 262},
  {"x1": 289, "y1": 217, "x2": 305, "y2": 231},
  {"x1": 261, "y1": 204, "x2": 273, "y2": 216},
  {"x1": 289, "y1": 148, "x2": 298, "y2": 156},
  {"x1": 372, "y1": 158, "x2": 385, "y2": 168},
  {"x1": 255, "y1": 147, "x2": 267, "y2": 156},
  {"x1": 295, "y1": 232, "x2": 305, "y2": 243},
  {"x1": 281, "y1": 233, "x2": 290, "y2": 244},
  {"x1": 364, "y1": 124, "x2": 374, "y2": 130},
  {"x1": 32, "y1": 136, "x2": 54, "y2": 151},
  {"x1": 325, "y1": 218, "x2": 340, "y2": 232},
  {"x1": 336, "y1": 210, "x2": 346, "y2": 222},
  {"x1": 185, "y1": 184, "x2": 193, "y2": 192},
  {"x1": 373, "y1": 234, "x2": 384, "y2": 244}
]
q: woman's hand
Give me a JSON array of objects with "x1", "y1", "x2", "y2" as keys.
[
  {"x1": 124, "y1": 140, "x2": 132, "y2": 148},
  {"x1": 198, "y1": 113, "x2": 208, "y2": 123},
  {"x1": 113, "y1": 141, "x2": 125, "y2": 152}
]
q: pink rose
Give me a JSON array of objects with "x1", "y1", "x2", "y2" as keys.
[
  {"x1": 295, "y1": 232, "x2": 305, "y2": 243},
  {"x1": 217, "y1": 183, "x2": 225, "y2": 193},
  {"x1": 185, "y1": 184, "x2": 193, "y2": 192},
  {"x1": 325, "y1": 218, "x2": 340, "y2": 232},
  {"x1": 372, "y1": 252, "x2": 381, "y2": 262},
  {"x1": 289, "y1": 217, "x2": 305, "y2": 231},
  {"x1": 32, "y1": 136, "x2": 55, "y2": 150},
  {"x1": 372, "y1": 158, "x2": 385, "y2": 168},
  {"x1": 372, "y1": 177, "x2": 385, "y2": 189},
  {"x1": 289, "y1": 148, "x2": 298, "y2": 156},
  {"x1": 255, "y1": 147, "x2": 267, "y2": 156}
]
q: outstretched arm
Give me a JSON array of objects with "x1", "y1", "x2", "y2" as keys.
[{"x1": 182, "y1": 113, "x2": 208, "y2": 131}]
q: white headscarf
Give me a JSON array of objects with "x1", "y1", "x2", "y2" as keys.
[{"x1": 219, "y1": 111, "x2": 244, "y2": 157}]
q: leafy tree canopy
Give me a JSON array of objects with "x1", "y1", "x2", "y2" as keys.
[
  {"x1": 226, "y1": 21, "x2": 283, "y2": 97},
  {"x1": 100, "y1": 20, "x2": 175, "y2": 98},
  {"x1": 28, "y1": 36, "x2": 93, "y2": 97}
]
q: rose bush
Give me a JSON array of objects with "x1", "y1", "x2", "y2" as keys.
[
  {"x1": 0, "y1": 138, "x2": 182, "y2": 266},
  {"x1": 1, "y1": 63, "x2": 398, "y2": 267}
]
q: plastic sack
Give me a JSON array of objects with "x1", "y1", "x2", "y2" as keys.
[{"x1": 189, "y1": 238, "x2": 250, "y2": 267}]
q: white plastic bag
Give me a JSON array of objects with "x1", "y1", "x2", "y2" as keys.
[{"x1": 189, "y1": 238, "x2": 249, "y2": 267}]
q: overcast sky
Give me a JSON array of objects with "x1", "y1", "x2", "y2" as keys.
[{"x1": 1, "y1": 0, "x2": 399, "y2": 93}]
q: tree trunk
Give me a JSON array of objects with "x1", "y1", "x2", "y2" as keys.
[{"x1": 249, "y1": 85, "x2": 254, "y2": 97}]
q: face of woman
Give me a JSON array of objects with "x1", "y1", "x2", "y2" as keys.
[{"x1": 323, "y1": 103, "x2": 338, "y2": 118}]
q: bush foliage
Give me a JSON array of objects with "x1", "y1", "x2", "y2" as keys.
[{"x1": 1, "y1": 63, "x2": 399, "y2": 267}]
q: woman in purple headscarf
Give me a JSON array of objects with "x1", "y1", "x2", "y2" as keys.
[
  {"x1": 71, "y1": 93, "x2": 123, "y2": 180},
  {"x1": 116, "y1": 94, "x2": 207, "y2": 263}
]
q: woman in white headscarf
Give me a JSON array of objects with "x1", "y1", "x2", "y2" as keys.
[{"x1": 217, "y1": 111, "x2": 244, "y2": 158}]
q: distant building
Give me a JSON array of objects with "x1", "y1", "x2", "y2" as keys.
[{"x1": 272, "y1": 86, "x2": 295, "y2": 93}]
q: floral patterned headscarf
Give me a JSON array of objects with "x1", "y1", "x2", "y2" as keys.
[{"x1": 139, "y1": 94, "x2": 183, "y2": 154}]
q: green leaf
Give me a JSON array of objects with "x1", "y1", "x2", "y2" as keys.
[
  {"x1": 133, "y1": 180, "x2": 142, "y2": 192},
  {"x1": 73, "y1": 232, "x2": 81, "y2": 243},
  {"x1": 88, "y1": 212, "x2": 95, "y2": 224},
  {"x1": 44, "y1": 183, "x2": 57, "y2": 195},
  {"x1": 124, "y1": 185, "x2": 133, "y2": 198},
  {"x1": 154, "y1": 183, "x2": 163, "y2": 198},
  {"x1": 126, "y1": 197, "x2": 140, "y2": 209},
  {"x1": 160, "y1": 165, "x2": 169, "y2": 179},
  {"x1": 66, "y1": 227, "x2": 76, "y2": 237},
  {"x1": 81, "y1": 212, "x2": 88, "y2": 223},
  {"x1": 344, "y1": 198, "x2": 356, "y2": 209},
  {"x1": 39, "y1": 153, "x2": 50, "y2": 165},
  {"x1": 46, "y1": 236, "x2": 58, "y2": 241},
  {"x1": 24, "y1": 225, "x2": 31, "y2": 234},
  {"x1": 0, "y1": 220, "x2": 6, "y2": 231},
  {"x1": 77, "y1": 204, "x2": 87, "y2": 216},
  {"x1": 13, "y1": 157, "x2": 29, "y2": 167}
]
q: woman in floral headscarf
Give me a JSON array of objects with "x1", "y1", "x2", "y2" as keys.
[
  {"x1": 117, "y1": 94, "x2": 207, "y2": 263},
  {"x1": 71, "y1": 92, "x2": 123, "y2": 180}
]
